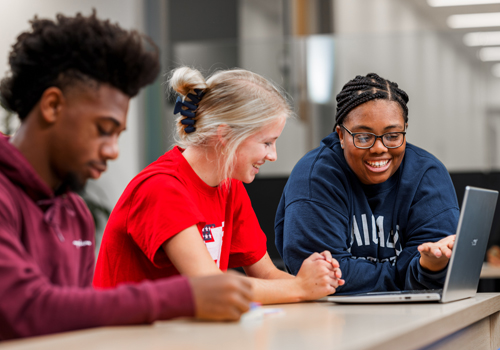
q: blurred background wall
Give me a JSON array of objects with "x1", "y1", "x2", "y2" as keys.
[{"x1": 1, "y1": 0, "x2": 500, "y2": 254}]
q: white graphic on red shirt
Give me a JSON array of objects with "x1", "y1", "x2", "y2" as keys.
[{"x1": 202, "y1": 222, "x2": 224, "y2": 267}]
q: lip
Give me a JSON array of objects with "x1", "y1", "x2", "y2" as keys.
[
  {"x1": 89, "y1": 163, "x2": 107, "y2": 179},
  {"x1": 252, "y1": 162, "x2": 264, "y2": 174},
  {"x1": 365, "y1": 159, "x2": 391, "y2": 173}
]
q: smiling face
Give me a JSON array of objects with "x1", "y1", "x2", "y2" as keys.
[
  {"x1": 231, "y1": 117, "x2": 286, "y2": 184},
  {"x1": 336, "y1": 99, "x2": 407, "y2": 185},
  {"x1": 48, "y1": 83, "x2": 129, "y2": 192}
]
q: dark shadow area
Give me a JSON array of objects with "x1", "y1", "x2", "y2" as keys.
[
  {"x1": 448, "y1": 172, "x2": 500, "y2": 249},
  {"x1": 244, "y1": 177, "x2": 288, "y2": 270}
]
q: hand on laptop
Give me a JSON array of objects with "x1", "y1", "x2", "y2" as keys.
[
  {"x1": 417, "y1": 235, "x2": 456, "y2": 272},
  {"x1": 295, "y1": 251, "x2": 345, "y2": 299}
]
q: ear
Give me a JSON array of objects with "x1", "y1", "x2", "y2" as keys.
[
  {"x1": 39, "y1": 87, "x2": 65, "y2": 124},
  {"x1": 216, "y1": 124, "x2": 230, "y2": 147},
  {"x1": 336, "y1": 125, "x2": 345, "y2": 149}
]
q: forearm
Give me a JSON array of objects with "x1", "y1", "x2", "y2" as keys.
[
  {"x1": 247, "y1": 276, "x2": 305, "y2": 304},
  {"x1": 242, "y1": 254, "x2": 298, "y2": 304},
  {"x1": 243, "y1": 252, "x2": 339, "y2": 303},
  {"x1": 336, "y1": 258, "x2": 400, "y2": 293},
  {"x1": 1, "y1": 276, "x2": 193, "y2": 340}
]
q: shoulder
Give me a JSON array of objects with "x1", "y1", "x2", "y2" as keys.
[
  {"x1": 400, "y1": 143, "x2": 458, "y2": 207},
  {"x1": 138, "y1": 148, "x2": 185, "y2": 181},
  {"x1": 283, "y1": 133, "x2": 352, "y2": 205},
  {"x1": 402, "y1": 143, "x2": 451, "y2": 180},
  {"x1": 405, "y1": 143, "x2": 445, "y2": 166},
  {"x1": 124, "y1": 149, "x2": 190, "y2": 199}
]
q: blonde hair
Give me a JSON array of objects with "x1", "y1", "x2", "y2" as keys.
[{"x1": 168, "y1": 66, "x2": 292, "y2": 181}]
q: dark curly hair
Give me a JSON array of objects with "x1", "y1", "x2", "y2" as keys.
[
  {"x1": 0, "y1": 10, "x2": 160, "y2": 120},
  {"x1": 335, "y1": 73, "x2": 409, "y2": 128}
]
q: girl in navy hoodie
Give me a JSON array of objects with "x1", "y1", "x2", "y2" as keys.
[{"x1": 275, "y1": 73, "x2": 459, "y2": 294}]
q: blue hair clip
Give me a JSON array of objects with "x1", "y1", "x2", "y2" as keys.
[
  {"x1": 184, "y1": 126, "x2": 196, "y2": 133},
  {"x1": 173, "y1": 89, "x2": 205, "y2": 134},
  {"x1": 174, "y1": 98, "x2": 197, "y2": 112},
  {"x1": 181, "y1": 119, "x2": 195, "y2": 126},
  {"x1": 187, "y1": 89, "x2": 205, "y2": 104}
]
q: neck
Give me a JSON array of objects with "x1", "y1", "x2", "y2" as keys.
[
  {"x1": 10, "y1": 115, "x2": 60, "y2": 191},
  {"x1": 181, "y1": 146, "x2": 223, "y2": 187}
]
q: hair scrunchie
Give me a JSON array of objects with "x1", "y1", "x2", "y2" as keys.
[{"x1": 173, "y1": 88, "x2": 205, "y2": 133}]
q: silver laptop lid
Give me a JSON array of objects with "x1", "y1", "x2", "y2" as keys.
[{"x1": 441, "y1": 186, "x2": 498, "y2": 303}]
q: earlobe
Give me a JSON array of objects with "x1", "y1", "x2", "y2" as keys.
[
  {"x1": 335, "y1": 125, "x2": 344, "y2": 149},
  {"x1": 39, "y1": 87, "x2": 65, "y2": 124}
]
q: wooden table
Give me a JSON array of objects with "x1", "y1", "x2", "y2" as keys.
[{"x1": 1, "y1": 293, "x2": 499, "y2": 350}]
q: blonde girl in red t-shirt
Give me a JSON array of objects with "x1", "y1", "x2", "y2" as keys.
[{"x1": 95, "y1": 66, "x2": 344, "y2": 304}]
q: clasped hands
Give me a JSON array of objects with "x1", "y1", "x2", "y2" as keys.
[{"x1": 295, "y1": 250, "x2": 345, "y2": 300}]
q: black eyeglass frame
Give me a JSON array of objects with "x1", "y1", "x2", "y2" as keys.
[{"x1": 340, "y1": 125, "x2": 407, "y2": 149}]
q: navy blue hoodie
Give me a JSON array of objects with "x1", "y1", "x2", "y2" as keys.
[{"x1": 275, "y1": 132, "x2": 459, "y2": 294}]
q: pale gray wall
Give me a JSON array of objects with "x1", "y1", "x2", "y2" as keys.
[
  {"x1": 0, "y1": 0, "x2": 146, "y2": 211},
  {"x1": 333, "y1": 0, "x2": 493, "y2": 172},
  {"x1": 236, "y1": 0, "x2": 500, "y2": 174},
  {"x1": 239, "y1": 0, "x2": 308, "y2": 176},
  {"x1": 3, "y1": 0, "x2": 500, "y2": 204}
]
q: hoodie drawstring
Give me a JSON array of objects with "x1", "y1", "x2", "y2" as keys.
[{"x1": 37, "y1": 197, "x2": 76, "y2": 242}]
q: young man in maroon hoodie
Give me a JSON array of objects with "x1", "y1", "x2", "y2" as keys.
[{"x1": 0, "y1": 12, "x2": 252, "y2": 340}]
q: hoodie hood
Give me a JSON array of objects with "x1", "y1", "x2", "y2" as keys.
[
  {"x1": 0, "y1": 134, "x2": 54, "y2": 202},
  {"x1": 0, "y1": 134, "x2": 81, "y2": 243}
]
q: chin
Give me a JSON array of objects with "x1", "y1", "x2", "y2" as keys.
[
  {"x1": 236, "y1": 173, "x2": 255, "y2": 184},
  {"x1": 241, "y1": 177, "x2": 255, "y2": 184},
  {"x1": 368, "y1": 174, "x2": 393, "y2": 185},
  {"x1": 62, "y1": 172, "x2": 87, "y2": 193}
]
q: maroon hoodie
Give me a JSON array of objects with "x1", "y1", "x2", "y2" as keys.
[{"x1": 0, "y1": 135, "x2": 194, "y2": 340}]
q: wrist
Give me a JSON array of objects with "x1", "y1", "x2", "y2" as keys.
[
  {"x1": 292, "y1": 276, "x2": 307, "y2": 302},
  {"x1": 419, "y1": 256, "x2": 448, "y2": 272}
]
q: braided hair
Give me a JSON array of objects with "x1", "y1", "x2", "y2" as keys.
[{"x1": 335, "y1": 73, "x2": 409, "y2": 128}]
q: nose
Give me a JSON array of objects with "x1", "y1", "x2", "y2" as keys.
[
  {"x1": 265, "y1": 144, "x2": 278, "y2": 162},
  {"x1": 370, "y1": 137, "x2": 388, "y2": 154},
  {"x1": 101, "y1": 137, "x2": 120, "y2": 160}
]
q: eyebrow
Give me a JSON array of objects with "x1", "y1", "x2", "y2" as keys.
[
  {"x1": 99, "y1": 116, "x2": 126, "y2": 131},
  {"x1": 353, "y1": 124, "x2": 404, "y2": 132}
]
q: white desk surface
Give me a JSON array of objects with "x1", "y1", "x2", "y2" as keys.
[{"x1": 1, "y1": 293, "x2": 499, "y2": 350}]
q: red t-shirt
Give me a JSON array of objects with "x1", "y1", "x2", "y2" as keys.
[{"x1": 93, "y1": 147, "x2": 267, "y2": 288}]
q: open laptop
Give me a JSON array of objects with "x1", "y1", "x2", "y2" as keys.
[{"x1": 326, "y1": 186, "x2": 498, "y2": 304}]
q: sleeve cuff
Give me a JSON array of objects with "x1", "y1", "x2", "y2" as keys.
[{"x1": 417, "y1": 261, "x2": 448, "y2": 280}]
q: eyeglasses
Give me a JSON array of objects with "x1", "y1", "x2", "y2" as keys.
[{"x1": 341, "y1": 125, "x2": 406, "y2": 149}]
